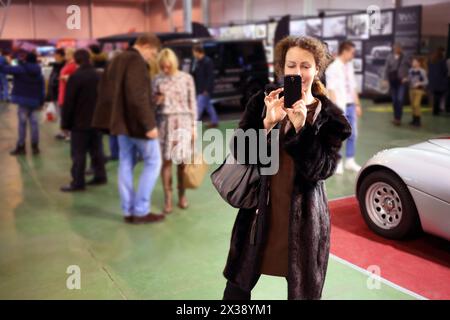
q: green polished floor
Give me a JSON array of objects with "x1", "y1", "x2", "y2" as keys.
[{"x1": 0, "y1": 101, "x2": 449, "y2": 300}]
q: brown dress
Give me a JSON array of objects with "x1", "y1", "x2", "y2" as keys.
[{"x1": 260, "y1": 99, "x2": 322, "y2": 277}]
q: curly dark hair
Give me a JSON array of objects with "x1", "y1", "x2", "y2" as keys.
[{"x1": 274, "y1": 36, "x2": 331, "y2": 96}]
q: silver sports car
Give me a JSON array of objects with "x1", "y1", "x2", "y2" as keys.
[{"x1": 356, "y1": 138, "x2": 450, "y2": 241}]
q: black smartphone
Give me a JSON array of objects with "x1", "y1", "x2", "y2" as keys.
[{"x1": 283, "y1": 75, "x2": 302, "y2": 109}]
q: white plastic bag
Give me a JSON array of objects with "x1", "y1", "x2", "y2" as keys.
[{"x1": 44, "y1": 101, "x2": 57, "y2": 122}]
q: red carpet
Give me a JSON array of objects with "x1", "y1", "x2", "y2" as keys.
[{"x1": 329, "y1": 196, "x2": 450, "y2": 300}]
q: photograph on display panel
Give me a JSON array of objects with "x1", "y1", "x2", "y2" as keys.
[
  {"x1": 324, "y1": 39, "x2": 339, "y2": 57},
  {"x1": 353, "y1": 58, "x2": 363, "y2": 73},
  {"x1": 323, "y1": 16, "x2": 346, "y2": 38},
  {"x1": 255, "y1": 24, "x2": 267, "y2": 39},
  {"x1": 364, "y1": 40, "x2": 392, "y2": 94},
  {"x1": 219, "y1": 27, "x2": 228, "y2": 38},
  {"x1": 243, "y1": 24, "x2": 256, "y2": 39},
  {"x1": 306, "y1": 18, "x2": 322, "y2": 38},
  {"x1": 220, "y1": 26, "x2": 245, "y2": 39},
  {"x1": 347, "y1": 14, "x2": 369, "y2": 39},
  {"x1": 370, "y1": 11, "x2": 394, "y2": 36},
  {"x1": 208, "y1": 27, "x2": 221, "y2": 38},
  {"x1": 353, "y1": 40, "x2": 363, "y2": 57},
  {"x1": 355, "y1": 74, "x2": 363, "y2": 93}
]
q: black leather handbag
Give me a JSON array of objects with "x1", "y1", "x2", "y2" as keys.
[{"x1": 210, "y1": 153, "x2": 260, "y2": 209}]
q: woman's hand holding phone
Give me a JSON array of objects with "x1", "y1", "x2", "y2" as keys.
[
  {"x1": 263, "y1": 88, "x2": 286, "y2": 131},
  {"x1": 283, "y1": 90, "x2": 307, "y2": 133}
]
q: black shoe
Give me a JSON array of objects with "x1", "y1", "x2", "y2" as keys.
[
  {"x1": 10, "y1": 145, "x2": 26, "y2": 156},
  {"x1": 410, "y1": 116, "x2": 421, "y2": 127},
  {"x1": 86, "y1": 178, "x2": 107, "y2": 186},
  {"x1": 32, "y1": 144, "x2": 40, "y2": 155},
  {"x1": 416, "y1": 117, "x2": 422, "y2": 127},
  {"x1": 60, "y1": 185, "x2": 85, "y2": 192}
]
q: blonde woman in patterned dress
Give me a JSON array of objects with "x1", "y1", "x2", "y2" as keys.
[{"x1": 153, "y1": 48, "x2": 197, "y2": 214}]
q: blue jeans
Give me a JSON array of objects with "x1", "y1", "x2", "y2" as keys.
[
  {"x1": 391, "y1": 83, "x2": 406, "y2": 121},
  {"x1": 17, "y1": 105, "x2": 39, "y2": 146},
  {"x1": 0, "y1": 73, "x2": 8, "y2": 101},
  {"x1": 344, "y1": 104, "x2": 357, "y2": 158},
  {"x1": 117, "y1": 135, "x2": 162, "y2": 217},
  {"x1": 197, "y1": 94, "x2": 219, "y2": 125}
]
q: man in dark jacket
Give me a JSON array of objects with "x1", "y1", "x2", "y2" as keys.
[
  {"x1": 60, "y1": 49, "x2": 107, "y2": 192},
  {"x1": 92, "y1": 33, "x2": 164, "y2": 224},
  {"x1": 1, "y1": 52, "x2": 45, "y2": 155},
  {"x1": 192, "y1": 44, "x2": 219, "y2": 128},
  {"x1": 382, "y1": 43, "x2": 410, "y2": 126}
]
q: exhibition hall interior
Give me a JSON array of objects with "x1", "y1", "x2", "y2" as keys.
[{"x1": 0, "y1": 0, "x2": 449, "y2": 301}]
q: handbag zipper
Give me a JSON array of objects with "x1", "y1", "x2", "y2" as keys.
[{"x1": 250, "y1": 209, "x2": 259, "y2": 246}]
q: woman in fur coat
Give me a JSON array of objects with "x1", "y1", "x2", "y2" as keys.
[{"x1": 222, "y1": 36, "x2": 352, "y2": 300}]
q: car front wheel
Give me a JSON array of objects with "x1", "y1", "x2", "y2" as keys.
[{"x1": 358, "y1": 169, "x2": 421, "y2": 239}]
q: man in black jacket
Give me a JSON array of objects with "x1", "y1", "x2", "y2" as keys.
[
  {"x1": 192, "y1": 44, "x2": 219, "y2": 128},
  {"x1": 60, "y1": 49, "x2": 106, "y2": 192}
]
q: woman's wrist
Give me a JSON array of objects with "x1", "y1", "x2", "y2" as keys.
[
  {"x1": 263, "y1": 118, "x2": 275, "y2": 132},
  {"x1": 293, "y1": 122, "x2": 304, "y2": 133}
]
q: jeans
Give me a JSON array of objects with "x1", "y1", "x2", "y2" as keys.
[
  {"x1": 390, "y1": 83, "x2": 406, "y2": 121},
  {"x1": 197, "y1": 94, "x2": 219, "y2": 125},
  {"x1": 118, "y1": 135, "x2": 162, "y2": 217},
  {"x1": 109, "y1": 135, "x2": 119, "y2": 159},
  {"x1": 17, "y1": 105, "x2": 39, "y2": 146},
  {"x1": 344, "y1": 104, "x2": 357, "y2": 158},
  {"x1": 0, "y1": 73, "x2": 8, "y2": 101}
]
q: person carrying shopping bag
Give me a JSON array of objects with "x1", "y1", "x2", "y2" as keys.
[{"x1": 153, "y1": 48, "x2": 197, "y2": 214}]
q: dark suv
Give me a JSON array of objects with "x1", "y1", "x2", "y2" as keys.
[{"x1": 165, "y1": 38, "x2": 270, "y2": 108}]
